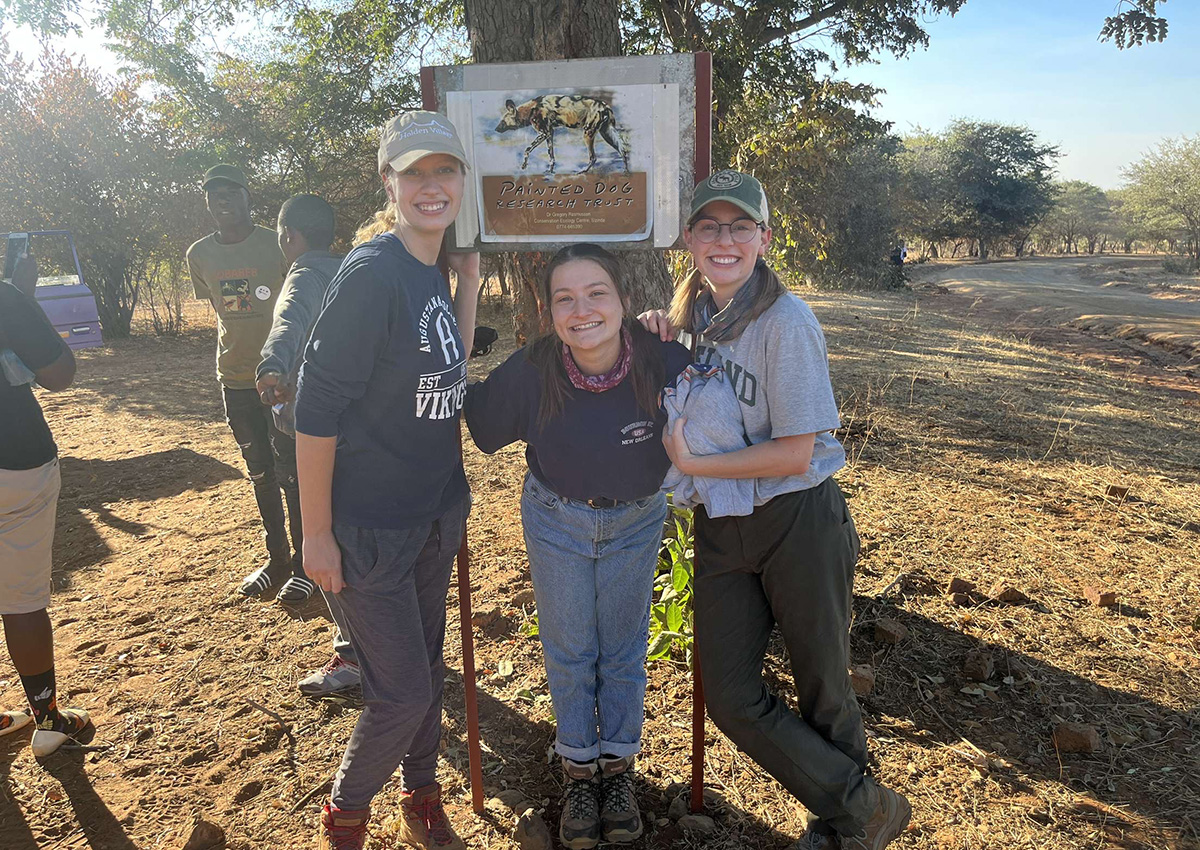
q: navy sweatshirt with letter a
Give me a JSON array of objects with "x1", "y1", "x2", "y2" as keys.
[
  {"x1": 295, "y1": 233, "x2": 468, "y2": 529},
  {"x1": 465, "y1": 331, "x2": 690, "y2": 502}
]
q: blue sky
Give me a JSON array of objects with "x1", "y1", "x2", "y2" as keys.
[
  {"x1": 4, "y1": 0, "x2": 1196, "y2": 189},
  {"x1": 837, "y1": 0, "x2": 1199, "y2": 188}
]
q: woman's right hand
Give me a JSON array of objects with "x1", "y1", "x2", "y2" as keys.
[
  {"x1": 637, "y1": 309, "x2": 677, "y2": 342},
  {"x1": 303, "y1": 530, "x2": 345, "y2": 594}
]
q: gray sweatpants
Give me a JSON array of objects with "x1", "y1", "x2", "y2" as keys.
[
  {"x1": 694, "y1": 478, "x2": 873, "y2": 837},
  {"x1": 329, "y1": 495, "x2": 469, "y2": 810}
]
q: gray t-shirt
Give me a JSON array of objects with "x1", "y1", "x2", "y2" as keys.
[{"x1": 684, "y1": 291, "x2": 845, "y2": 503}]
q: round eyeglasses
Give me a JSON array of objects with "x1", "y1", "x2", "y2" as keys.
[{"x1": 689, "y1": 218, "x2": 764, "y2": 244}]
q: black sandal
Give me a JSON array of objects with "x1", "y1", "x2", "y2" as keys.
[{"x1": 276, "y1": 574, "x2": 317, "y2": 604}]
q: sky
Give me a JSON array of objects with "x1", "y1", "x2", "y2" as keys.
[
  {"x1": 837, "y1": 0, "x2": 1200, "y2": 189},
  {"x1": 4, "y1": 0, "x2": 1196, "y2": 189}
]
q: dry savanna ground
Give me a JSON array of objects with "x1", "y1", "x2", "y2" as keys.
[{"x1": 1, "y1": 261, "x2": 1198, "y2": 850}]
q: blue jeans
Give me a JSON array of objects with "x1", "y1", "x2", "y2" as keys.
[{"x1": 521, "y1": 473, "x2": 667, "y2": 762}]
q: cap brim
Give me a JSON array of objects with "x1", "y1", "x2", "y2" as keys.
[
  {"x1": 203, "y1": 177, "x2": 247, "y2": 191},
  {"x1": 387, "y1": 149, "x2": 470, "y2": 174},
  {"x1": 689, "y1": 195, "x2": 766, "y2": 224}
]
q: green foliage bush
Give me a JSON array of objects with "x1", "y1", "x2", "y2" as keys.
[
  {"x1": 648, "y1": 506, "x2": 695, "y2": 665},
  {"x1": 1162, "y1": 257, "x2": 1200, "y2": 275}
]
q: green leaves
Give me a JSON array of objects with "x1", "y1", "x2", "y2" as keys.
[
  {"x1": 1100, "y1": 1, "x2": 1169, "y2": 49},
  {"x1": 900, "y1": 120, "x2": 1059, "y2": 260},
  {"x1": 648, "y1": 505, "x2": 695, "y2": 665},
  {"x1": 1122, "y1": 135, "x2": 1200, "y2": 262}
]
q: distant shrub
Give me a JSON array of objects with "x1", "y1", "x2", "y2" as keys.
[{"x1": 1162, "y1": 257, "x2": 1200, "y2": 275}]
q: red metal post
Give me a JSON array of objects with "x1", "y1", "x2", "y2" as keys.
[
  {"x1": 422, "y1": 63, "x2": 486, "y2": 815},
  {"x1": 689, "y1": 50, "x2": 713, "y2": 817}
]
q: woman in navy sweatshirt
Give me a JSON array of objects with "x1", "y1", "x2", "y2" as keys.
[
  {"x1": 294, "y1": 111, "x2": 480, "y2": 850},
  {"x1": 465, "y1": 244, "x2": 689, "y2": 850}
]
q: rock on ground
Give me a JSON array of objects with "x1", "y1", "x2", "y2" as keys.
[{"x1": 181, "y1": 819, "x2": 225, "y2": 850}]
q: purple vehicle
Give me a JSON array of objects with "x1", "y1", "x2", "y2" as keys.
[{"x1": 3, "y1": 231, "x2": 103, "y2": 351}]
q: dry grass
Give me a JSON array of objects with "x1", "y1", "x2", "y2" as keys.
[{"x1": 1, "y1": 281, "x2": 1196, "y2": 850}]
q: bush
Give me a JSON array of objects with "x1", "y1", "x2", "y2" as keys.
[
  {"x1": 1162, "y1": 256, "x2": 1199, "y2": 275},
  {"x1": 648, "y1": 506, "x2": 695, "y2": 665}
]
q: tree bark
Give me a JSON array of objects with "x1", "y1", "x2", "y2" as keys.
[{"x1": 464, "y1": 0, "x2": 675, "y2": 344}]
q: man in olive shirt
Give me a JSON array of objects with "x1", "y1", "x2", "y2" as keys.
[{"x1": 187, "y1": 164, "x2": 297, "y2": 599}]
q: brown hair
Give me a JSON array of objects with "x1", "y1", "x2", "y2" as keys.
[{"x1": 527, "y1": 244, "x2": 665, "y2": 427}]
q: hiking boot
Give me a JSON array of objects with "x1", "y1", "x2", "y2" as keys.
[
  {"x1": 559, "y1": 757, "x2": 601, "y2": 850},
  {"x1": 789, "y1": 825, "x2": 839, "y2": 849},
  {"x1": 842, "y1": 781, "x2": 912, "y2": 850},
  {"x1": 318, "y1": 803, "x2": 370, "y2": 850},
  {"x1": 396, "y1": 782, "x2": 465, "y2": 850},
  {"x1": 240, "y1": 561, "x2": 291, "y2": 597},
  {"x1": 299, "y1": 655, "x2": 362, "y2": 697},
  {"x1": 598, "y1": 755, "x2": 642, "y2": 843},
  {"x1": 0, "y1": 710, "x2": 33, "y2": 738},
  {"x1": 31, "y1": 708, "x2": 93, "y2": 757}
]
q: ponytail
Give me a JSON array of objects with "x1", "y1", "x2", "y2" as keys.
[
  {"x1": 354, "y1": 205, "x2": 398, "y2": 246},
  {"x1": 668, "y1": 266, "x2": 705, "y2": 334}
]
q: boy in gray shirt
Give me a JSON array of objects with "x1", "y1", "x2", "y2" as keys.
[{"x1": 255, "y1": 194, "x2": 360, "y2": 695}]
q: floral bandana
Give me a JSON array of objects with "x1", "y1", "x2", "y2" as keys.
[{"x1": 562, "y1": 326, "x2": 633, "y2": 392}]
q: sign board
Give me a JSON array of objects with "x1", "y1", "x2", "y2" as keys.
[{"x1": 421, "y1": 54, "x2": 710, "y2": 252}]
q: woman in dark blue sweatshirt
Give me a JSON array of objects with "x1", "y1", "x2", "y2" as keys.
[
  {"x1": 294, "y1": 111, "x2": 480, "y2": 850},
  {"x1": 465, "y1": 244, "x2": 690, "y2": 850}
]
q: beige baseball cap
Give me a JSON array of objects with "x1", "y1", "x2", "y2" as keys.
[{"x1": 378, "y1": 111, "x2": 469, "y2": 175}]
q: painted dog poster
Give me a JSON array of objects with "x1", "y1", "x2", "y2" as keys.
[{"x1": 468, "y1": 85, "x2": 656, "y2": 242}]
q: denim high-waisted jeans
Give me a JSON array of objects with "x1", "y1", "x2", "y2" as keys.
[{"x1": 521, "y1": 472, "x2": 667, "y2": 762}]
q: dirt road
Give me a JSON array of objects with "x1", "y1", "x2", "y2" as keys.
[{"x1": 921, "y1": 255, "x2": 1200, "y2": 359}]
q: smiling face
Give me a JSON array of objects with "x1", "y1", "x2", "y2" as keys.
[
  {"x1": 384, "y1": 153, "x2": 465, "y2": 237},
  {"x1": 205, "y1": 180, "x2": 251, "y2": 233},
  {"x1": 548, "y1": 258, "x2": 627, "y2": 357},
  {"x1": 683, "y1": 199, "x2": 771, "y2": 294}
]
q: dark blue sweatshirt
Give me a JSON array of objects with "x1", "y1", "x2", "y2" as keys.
[
  {"x1": 295, "y1": 233, "x2": 468, "y2": 529},
  {"x1": 465, "y1": 332, "x2": 690, "y2": 502}
]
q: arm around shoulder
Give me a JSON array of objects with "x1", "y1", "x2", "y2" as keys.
[{"x1": 464, "y1": 349, "x2": 534, "y2": 454}]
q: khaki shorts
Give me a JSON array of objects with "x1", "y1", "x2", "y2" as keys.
[{"x1": 0, "y1": 458, "x2": 61, "y2": 615}]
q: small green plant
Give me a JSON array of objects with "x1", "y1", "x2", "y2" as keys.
[{"x1": 648, "y1": 506, "x2": 695, "y2": 666}]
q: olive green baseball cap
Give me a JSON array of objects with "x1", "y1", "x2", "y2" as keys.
[
  {"x1": 378, "y1": 111, "x2": 469, "y2": 175},
  {"x1": 202, "y1": 164, "x2": 249, "y2": 191},
  {"x1": 689, "y1": 169, "x2": 769, "y2": 225}
]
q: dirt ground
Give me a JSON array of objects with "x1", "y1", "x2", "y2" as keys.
[{"x1": 2, "y1": 263, "x2": 1198, "y2": 850}]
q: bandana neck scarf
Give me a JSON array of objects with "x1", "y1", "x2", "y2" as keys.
[
  {"x1": 562, "y1": 326, "x2": 633, "y2": 392},
  {"x1": 693, "y1": 259, "x2": 780, "y2": 344}
]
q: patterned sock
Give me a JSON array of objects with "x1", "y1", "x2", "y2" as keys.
[{"x1": 20, "y1": 667, "x2": 61, "y2": 731}]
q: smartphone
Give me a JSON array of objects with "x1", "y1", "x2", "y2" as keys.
[{"x1": 3, "y1": 233, "x2": 29, "y2": 281}]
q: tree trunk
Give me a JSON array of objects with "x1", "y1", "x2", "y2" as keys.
[{"x1": 464, "y1": 0, "x2": 675, "y2": 344}]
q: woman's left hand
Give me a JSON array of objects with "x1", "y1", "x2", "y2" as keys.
[
  {"x1": 447, "y1": 251, "x2": 481, "y2": 287},
  {"x1": 663, "y1": 415, "x2": 698, "y2": 474}
]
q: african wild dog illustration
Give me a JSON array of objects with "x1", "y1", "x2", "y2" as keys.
[{"x1": 494, "y1": 94, "x2": 629, "y2": 174}]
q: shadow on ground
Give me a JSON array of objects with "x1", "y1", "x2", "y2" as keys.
[{"x1": 53, "y1": 449, "x2": 243, "y2": 577}]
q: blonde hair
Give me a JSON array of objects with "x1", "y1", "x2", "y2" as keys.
[
  {"x1": 668, "y1": 266, "x2": 706, "y2": 334},
  {"x1": 353, "y1": 205, "x2": 398, "y2": 246},
  {"x1": 668, "y1": 260, "x2": 786, "y2": 334}
]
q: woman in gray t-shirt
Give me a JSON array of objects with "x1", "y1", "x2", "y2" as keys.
[{"x1": 643, "y1": 170, "x2": 911, "y2": 850}]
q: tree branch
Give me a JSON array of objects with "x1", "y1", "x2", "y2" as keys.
[{"x1": 758, "y1": 0, "x2": 855, "y2": 46}]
